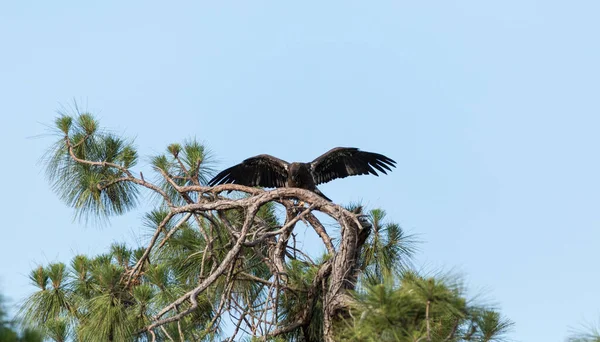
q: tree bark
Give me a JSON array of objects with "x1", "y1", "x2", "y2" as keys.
[{"x1": 322, "y1": 208, "x2": 371, "y2": 341}]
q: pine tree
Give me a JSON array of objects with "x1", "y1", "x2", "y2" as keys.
[{"x1": 20, "y1": 110, "x2": 512, "y2": 341}]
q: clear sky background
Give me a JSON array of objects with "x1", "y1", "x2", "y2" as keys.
[{"x1": 1, "y1": 1, "x2": 599, "y2": 341}]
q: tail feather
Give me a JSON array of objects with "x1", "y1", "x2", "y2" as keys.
[{"x1": 313, "y1": 187, "x2": 332, "y2": 201}]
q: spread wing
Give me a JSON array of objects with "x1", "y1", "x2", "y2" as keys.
[
  {"x1": 208, "y1": 154, "x2": 289, "y2": 188},
  {"x1": 310, "y1": 147, "x2": 396, "y2": 185}
]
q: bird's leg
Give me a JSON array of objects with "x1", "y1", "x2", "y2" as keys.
[
  {"x1": 293, "y1": 199, "x2": 306, "y2": 210},
  {"x1": 290, "y1": 199, "x2": 312, "y2": 227}
]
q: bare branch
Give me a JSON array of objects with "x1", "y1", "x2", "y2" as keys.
[
  {"x1": 305, "y1": 212, "x2": 335, "y2": 254},
  {"x1": 126, "y1": 211, "x2": 176, "y2": 286},
  {"x1": 146, "y1": 202, "x2": 262, "y2": 331},
  {"x1": 157, "y1": 213, "x2": 193, "y2": 248}
]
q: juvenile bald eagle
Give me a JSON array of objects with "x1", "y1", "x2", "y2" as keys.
[{"x1": 207, "y1": 147, "x2": 396, "y2": 201}]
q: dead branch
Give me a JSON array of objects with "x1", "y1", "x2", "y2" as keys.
[{"x1": 63, "y1": 138, "x2": 372, "y2": 341}]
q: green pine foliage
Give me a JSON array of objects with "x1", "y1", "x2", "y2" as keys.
[
  {"x1": 567, "y1": 322, "x2": 600, "y2": 342},
  {"x1": 19, "y1": 242, "x2": 220, "y2": 341},
  {"x1": 358, "y1": 208, "x2": 417, "y2": 283},
  {"x1": 337, "y1": 271, "x2": 514, "y2": 342},
  {"x1": 44, "y1": 112, "x2": 139, "y2": 223}
]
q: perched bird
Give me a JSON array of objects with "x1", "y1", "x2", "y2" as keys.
[{"x1": 208, "y1": 147, "x2": 396, "y2": 201}]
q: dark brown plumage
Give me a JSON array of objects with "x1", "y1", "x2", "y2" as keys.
[{"x1": 208, "y1": 147, "x2": 397, "y2": 201}]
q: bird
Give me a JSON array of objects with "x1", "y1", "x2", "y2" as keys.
[{"x1": 207, "y1": 147, "x2": 396, "y2": 201}]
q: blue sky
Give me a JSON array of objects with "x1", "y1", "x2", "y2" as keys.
[{"x1": 1, "y1": 1, "x2": 599, "y2": 340}]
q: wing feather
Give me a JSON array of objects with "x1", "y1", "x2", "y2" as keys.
[
  {"x1": 208, "y1": 154, "x2": 289, "y2": 188},
  {"x1": 310, "y1": 147, "x2": 397, "y2": 185}
]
